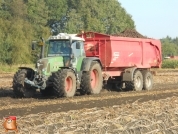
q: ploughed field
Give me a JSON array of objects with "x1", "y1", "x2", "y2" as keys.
[{"x1": 0, "y1": 70, "x2": 178, "y2": 133}]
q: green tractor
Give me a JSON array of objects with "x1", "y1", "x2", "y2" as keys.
[{"x1": 12, "y1": 33, "x2": 103, "y2": 98}]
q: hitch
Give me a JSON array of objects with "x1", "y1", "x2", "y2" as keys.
[{"x1": 24, "y1": 78, "x2": 46, "y2": 89}]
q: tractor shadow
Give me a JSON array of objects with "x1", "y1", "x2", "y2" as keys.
[
  {"x1": 102, "y1": 83, "x2": 129, "y2": 93},
  {"x1": 0, "y1": 85, "x2": 126, "y2": 100},
  {"x1": 0, "y1": 87, "x2": 82, "y2": 99},
  {"x1": 0, "y1": 87, "x2": 15, "y2": 98}
]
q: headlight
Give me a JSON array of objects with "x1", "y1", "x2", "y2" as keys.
[{"x1": 37, "y1": 63, "x2": 40, "y2": 67}]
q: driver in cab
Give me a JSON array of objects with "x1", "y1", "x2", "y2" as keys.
[
  {"x1": 50, "y1": 41, "x2": 60, "y2": 54},
  {"x1": 61, "y1": 43, "x2": 72, "y2": 67}
]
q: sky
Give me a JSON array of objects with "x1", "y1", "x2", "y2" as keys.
[{"x1": 119, "y1": 0, "x2": 178, "y2": 39}]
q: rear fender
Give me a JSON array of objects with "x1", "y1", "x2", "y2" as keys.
[
  {"x1": 59, "y1": 67, "x2": 76, "y2": 74},
  {"x1": 18, "y1": 67, "x2": 35, "y2": 78},
  {"x1": 18, "y1": 67, "x2": 35, "y2": 72},
  {"x1": 122, "y1": 67, "x2": 137, "y2": 81},
  {"x1": 81, "y1": 57, "x2": 102, "y2": 71}
]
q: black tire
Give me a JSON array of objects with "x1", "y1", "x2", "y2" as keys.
[
  {"x1": 142, "y1": 70, "x2": 153, "y2": 90},
  {"x1": 80, "y1": 61, "x2": 103, "y2": 95},
  {"x1": 52, "y1": 69, "x2": 77, "y2": 97},
  {"x1": 125, "y1": 70, "x2": 143, "y2": 91},
  {"x1": 40, "y1": 87, "x2": 54, "y2": 96},
  {"x1": 114, "y1": 82, "x2": 123, "y2": 91},
  {"x1": 12, "y1": 69, "x2": 36, "y2": 98}
]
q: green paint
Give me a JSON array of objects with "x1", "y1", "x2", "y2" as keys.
[
  {"x1": 41, "y1": 56, "x2": 63, "y2": 76},
  {"x1": 76, "y1": 57, "x2": 84, "y2": 71}
]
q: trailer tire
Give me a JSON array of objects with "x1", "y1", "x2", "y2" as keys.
[
  {"x1": 80, "y1": 61, "x2": 103, "y2": 95},
  {"x1": 52, "y1": 69, "x2": 77, "y2": 97},
  {"x1": 125, "y1": 70, "x2": 143, "y2": 91},
  {"x1": 13, "y1": 69, "x2": 36, "y2": 98},
  {"x1": 142, "y1": 70, "x2": 153, "y2": 90}
]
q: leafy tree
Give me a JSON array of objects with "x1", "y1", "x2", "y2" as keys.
[
  {"x1": 45, "y1": 0, "x2": 68, "y2": 34},
  {"x1": 26, "y1": 0, "x2": 50, "y2": 38},
  {"x1": 161, "y1": 36, "x2": 178, "y2": 57},
  {"x1": 0, "y1": 27, "x2": 13, "y2": 64},
  {"x1": 0, "y1": 0, "x2": 136, "y2": 65},
  {"x1": 0, "y1": 17, "x2": 12, "y2": 64},
  {"x1": 9, "y1": 0, "x2": 27, "y2": 19},
  {"x1": 0, "y1": 0, "x2": 12, "y2": 19},
  {"x1": 52, "y1": 0, "x2": 135, "y2": 34}
]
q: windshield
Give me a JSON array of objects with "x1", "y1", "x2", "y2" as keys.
[{"x1": 48, "y1": 40, "x2": 71, "y2": 56}]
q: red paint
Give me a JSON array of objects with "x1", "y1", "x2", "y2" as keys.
[
  {"x1": 3, "y1": 116, "x2": 18, "y2": 133},
  {"x1": 90, "y1": 69, "x2": 98, "y2": 89},
  {"x1": 78, "y1": 32, "x2": 162, "y2": 76},
  {"x1": 65, "y1": 77, "x2": 72, "y2": 92},
  {"x1": 8, "y1": 116, "x2": 16, "y2": 120}
]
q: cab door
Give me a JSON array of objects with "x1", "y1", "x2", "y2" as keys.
[{"x1": 71, "y1": 41, "x2": 85, "y2": 70}]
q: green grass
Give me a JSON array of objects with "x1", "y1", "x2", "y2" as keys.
[
  {"x1": 162, "y1": 59, "x2": 178, "y2": 69},
  {"x1": 1, "y1": 60, "x2": 178, "y2": 73}
]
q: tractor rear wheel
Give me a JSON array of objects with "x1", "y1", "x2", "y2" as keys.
[
  {"x1": 142, "y1": 70, "x2": 153, "y2": 90},
  {"x1": 80, "y1": 61, "x2": 103, "y2": 95},
  {"x1": 13, "y1": 69, "x2": 36, "y2": 98},
  {"x1": 52, "y1": 69, "x2": 77, "y2": 97}
]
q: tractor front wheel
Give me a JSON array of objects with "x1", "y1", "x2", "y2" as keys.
[
  {"x1": 13, "y1": 69, "x2": 36, "y2": 98},
  {"x1": 52, "y1": 69, "x2": 77, "y2": 97}
]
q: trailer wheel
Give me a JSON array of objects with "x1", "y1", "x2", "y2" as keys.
[
  {"x1": 52, "y1": 69, "x2": 76, "y2": 97},
  {"x1": 13, "y1": 69, "x2": 36, "y2": 98},
  {"x1": 80, "y1": 61, "x2": 103, "y2": 95},
  {"x1": 142, "y1": 70, "x2": 153, "y2": 90},
  {"x1": 125, "y1": 70, "x2": 143, "y2": 91}
]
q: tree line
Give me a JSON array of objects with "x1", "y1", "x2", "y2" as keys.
[
  {"x1": 161, "y1": 37, "x2": 178, "y2": 58},
  {"x1": 0, "y1": 0, "x2": 176, "y2": 65},
  {"x1": 0, "y1": 0, "x2": 135, "y2": 65}
]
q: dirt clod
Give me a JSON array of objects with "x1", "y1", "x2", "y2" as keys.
[{"x1": 113, "y1": 29, "x2": 147, "y2": 38}]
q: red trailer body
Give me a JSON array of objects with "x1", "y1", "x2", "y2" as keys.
[{"x1": 78, "y1": 32, "x2": 162, "y2": 77}]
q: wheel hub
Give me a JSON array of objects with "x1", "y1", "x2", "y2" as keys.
[
  {"x1": 90, "y1": 69, "x2": 98, "y2": 89},
  {"x1": 65, "y1": 77, "x2": 73, "y2": 92}
]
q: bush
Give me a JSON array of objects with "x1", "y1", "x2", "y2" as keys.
[{"x1": 162, "y1": 59, "x2": 178, "y2": 68}]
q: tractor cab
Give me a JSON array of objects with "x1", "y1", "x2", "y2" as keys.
[{"x1": 47, "y1": 33, "x2": 85, "y2": 68}]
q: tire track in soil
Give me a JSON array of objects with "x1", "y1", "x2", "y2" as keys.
[
  {"x1": 0, "y1": 72, "x2": 178, "y2": 118},
  {"x1": 0, "y1": 83, "x2": 178, "y2": 118}
]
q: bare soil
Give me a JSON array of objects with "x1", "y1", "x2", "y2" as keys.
[{"x1": 0, "y1": 70, "x2": 178, "y2": 133}]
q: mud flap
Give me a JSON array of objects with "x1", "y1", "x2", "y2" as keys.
[{"x1": 122, "y1": 67, "x2": 137, "y2": 81}]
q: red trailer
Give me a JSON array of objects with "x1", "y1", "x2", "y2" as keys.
[{"x1": 78, "y1": 32, "x2": 162, "y2": 91}]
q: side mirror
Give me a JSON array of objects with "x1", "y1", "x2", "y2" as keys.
[
  {"x1": 76, "y1": 42, "x2": 81, "y2": 49},
  {"x1": 31, "y1": 41, "x2": 36, "y2": 50}
]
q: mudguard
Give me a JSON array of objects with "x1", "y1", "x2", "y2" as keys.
[
  {"x1": 122, "y1": 67, "x2": 137, "y2": 81},
  {"x1": 18, "y1": 67, "x2": 35, "y2": 72},
  {"x1": 18, "y1": 67, "x2": 35, "y2": 77},
  {"x1": 81, "y1": 57, "x2": 102, "y2": 71}
]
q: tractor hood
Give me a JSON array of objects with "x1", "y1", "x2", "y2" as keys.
[{"x1": 36, "y1": 57, "x2": 64, "y2": 76}]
